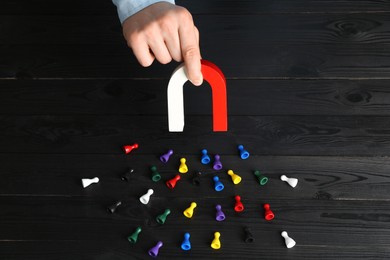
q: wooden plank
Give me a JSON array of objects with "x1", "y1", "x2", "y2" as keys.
[
  {"x1": 1, "y1": 43, "x2": 390, "y2": 79},
  {"x1": 0, "y1": 0, "x2": 389, "y2": 15},
  {"x1": 3, "y1": 14, "x2": 390, "y2": 45},
  {"x1": 1, "y1": 79, "x2": 390, "y2": 116},
  {"x1": 0, "y1": 154, "x2": 390, "y2": 200},
  {"x1": 0, "y1": 115, "x2": 390, "y2": 156}
]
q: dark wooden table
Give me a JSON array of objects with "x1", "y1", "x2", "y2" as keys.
[{"x1": 1, "y1": 0, "x2": 390, "y2": 259}]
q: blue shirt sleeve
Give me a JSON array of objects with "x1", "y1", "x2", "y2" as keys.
[{"x1": 112, "y1": 0, "x2": 176, "y2": 24}]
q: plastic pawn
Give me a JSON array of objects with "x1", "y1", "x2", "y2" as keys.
[
  {"x1": 140, "y1": 189, "x2": 154, "y2": 205},
  {"x1": 215, "y1": 205, "x2": 226, "y2": 221},
  {"x1": 213, "y1": 155, "x2": 223, "y2": 170},
  {"x1": 234, "y1": 195, "x2": 244, "y2": 212},
  {"x1": 281, "y1": 231, "x2": 296, "y2": 248},
  {"x1": 81, "y1": 177, "x2": 99, "y2": 188},
  {"x1": 127, "y1": 226, "x2": 142, "y2": 244},
  {"x1": 213, "y1": 176, "x2": 224, "y2": 192},
  {"x1": 148, "y1": 241, "x2": 163, "y2": 257},
  {"x1": 123, "y1": 143, "x2": 138, "y2": 154},
  {"x1": 156, "y1": 209, "x2": 171, "y2": 224},
  {"x1": 280, "y1": 175, "x2": 298, "y2": 188},
  {"x1": 121, "y1": 168, "x2": 134, "y2": 182},
  {"x1": 150, "y1": 166, "x2": 161, "y2": 182},
  {"x1": 192, "y1": 171, "x2": 202, "y2": 186},
  {"x1": 211, "y1": 232, "x2": 221, "y2": 249},
  {"x1": 166, "y1": 174, "x2": 181, "y2": 189},
  {"x1": 244, "y1": 227, "x2": 255, "y2": 243},
  {"x1": 183, "y1": 202, "x2": 197, "y2": 218},
  {"x1": 107, "y1": 201, "x2": 122, "y2": 213},
  {"x1": 160, "y1": 149, "x2": 173, "y2": 163},
  {"x1": 264, "y1": 203, "x2": 275, "y2": 221},
  {"x1": 227, "y1": 169, "x2": 242, "y2": 184},
  {"x1": 201, "y1": 149, "x2": 211, "y2": 164},
  {"x1": 254, "y1": 170, "x2": 268, "y2": 186},
  {"x1": 179, "y1": 158, "x2": 188, "y2": 173},
  {"x1": 238, "y1": 144, "x2": 250, "y2": 159},
  {"x1": 181, "y1": 232, "x2": 191, "y2": 251}
]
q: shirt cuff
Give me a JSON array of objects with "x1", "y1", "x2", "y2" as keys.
[{"x1": 112, "y1": 0, "x2": 176, "y2": 24}]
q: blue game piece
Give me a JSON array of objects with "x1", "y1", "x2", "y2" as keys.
[
  {"x1": 201, "y1": 149, "x2": 211, "y2": 164},
  {"x1": 238, "y1": 145, "x2": 250, "y2": 159},
  {"x1": 181, "y1": 232, "x2": 191, "y2": 250},
  {"x1": 213, "y1": 176, "x2": 224, "y2": 191}
]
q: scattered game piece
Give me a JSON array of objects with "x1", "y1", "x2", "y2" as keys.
[
  {"x1": 156, "y1": 209, "x2": 171, "y2": 224},
  {"x1": 166, "y1": 174, "x2": 181, "y2": 189},
  {"x1": 238, "y1": 144, "x2": 250, "y2": 159},
  {"x1": 213, "y1": 176, "x2": 224, "y2": 192},
  {"x1": 211, "y1": 232, "x2": 221, "y2": 249},
  {"x1": 179, "y1": 158, "x2": 188, "y2": 173},
  {"x1": 192, "y1": 171, "x2": 202, "y2": 186},
  {"x1": 281, "y1": 231, "x2": 296, "y2": 248},
  {"x1": 215, "y1": 205, "x2": 226, "y2": 221},
  {"x1": 181, "y1": 232, "x2": 191, "y2": 251},
  {"x1": 183, "y1": 202, "x2": 197, "y2": 218},
  {"x1": 201, "y1": 149, "x2": 211, "y2": 164},
  {"x1": 213, "y1": 155, "x2": 223, "y2": 170},
  {"x1": 244, "y1": 227, "x2": 254, "y2": 243},
  {"x1": 123, "y1": 143, "x2": 138, "y2": 154},
  {"x1": 254, "y1": 170, "x2": 268, "y2": 185},
  {"x1": 264, "y1": 203, "x2": 275, "y2": 221},
  {"x1": 167, "y1": 60, "x2": 228, "y2": 132},
  {"x1": 127, "y1": 226, "x2": 142, "y2": 244},
  {"x1": 280, "y1": 175, "x2": 298, "y2": 188},
  {"x1": 140, "y1": 189, "x2": 154, "y2": 205},
  {"x1": 148, "y1": 241, "x2": 163, "y2": 257},
  {"x1": 107, "y1": 200, "x2": 122, "y2": 213},
  {"x1": 234, "y1": 195, "x2": 244, "y2": 212},
  {"x1": 121, "y1": 168, "x2": 134, "y2": 182},
  {"x1": 150, "y1": 166, "x2": 161, "y2": 182},
  {"x1": 227, "y1": 169, "x2": 242, "y2": 184},
  {"x1": 81, "y1": 177, "x2": 99, "y2": 188},
  {"x1": 160, "y1": 149, "x2": 173, "y2": 163}
]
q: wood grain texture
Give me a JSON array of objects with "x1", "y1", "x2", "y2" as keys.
[{"x1": 1, "y1": 79, "x2": 390, "y2": 116}]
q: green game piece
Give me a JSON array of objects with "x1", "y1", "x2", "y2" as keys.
[
  {"x1": 156, "y1": 209, "x2": 171, "y2": 224},
  {"x1": 127, "y1": 226, "x2": 142, "y2": 244},
  {"x1": 254, "y1": 170, "x2": 268, "y2": 185},
  {"x1": 150, "y1": 166, "x2": 161, "y2": 182}
]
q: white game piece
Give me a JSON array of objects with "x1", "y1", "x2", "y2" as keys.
[
  {"x1": 281, "y1": 231, "x2": 296, "y2": 248},
  {"x1": 139, "y1": 189, "x2": 154, "y2": 205},
  {"x1": 81, "y1": 177, "x2": 99, "y2": 188},
  {"x1": 280, "y1": 175, "x2": 298, "y2": 188}
]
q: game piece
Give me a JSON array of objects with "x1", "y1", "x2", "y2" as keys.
[
  {"x1": 244, "y1": 227, "x2": 254, "y2": 243},
  {"x1": 280, "y1": 175, "x2": 298, "y2": 188},
  {"x1": 264, "y1": 203, "x2": 274, "y2": 221},
  {"x1": 234, "y1": 195, "x2": 244, "y2": 212},
  {"x1": 201, "y1": 149, "x2": 211, "y2": 164},
  {"x1": 211, "y1": 232, "x2": 221, "y2": 249},
  {"x1": 81, "y1": 177, "x2": 99, "y2": 188},
  {"x1": 123, "y1": 143, "x2": 138, "y2": 154},
  {"x1": 281, "y1": 231, "x2": 296, "y2": 248},
  {"x1": 156, "y1": 209, "x2": 171, "y2": 224},
  {"x1": 127, "y1": 226, "x2": 142, "y2": 244},
  {"x1": 160, "y1": 149, "x2": 173, "y2": 163},
  {"x1": 107, "y1": 200, "x2": 122, "y2": 213},
  {"x1": 150, "y1": 166, "x2": 161, "y2": 182},
  {"x1": 148, "y1": 241, "x2": 163, "y2": 257},
  {"x1": 213, "y1": 176, "x2": 224, "y2": 191},
  {"x1": 213, "y1": 155, "x2": 223, "y2": 170},
  {"x1": 254, "y1": 170, "x2": 268, "y2": 185},
  {"x1": 166, "y1": 174, "x2": 181, "y2": 189},
  {"x1": 167, "y1": 60, "x2": 227, "y2": 132},
  {"x1": 181, "y1": 232, "x2": 191, "y2": 251},
  {"x1": 238, "y1": 144, "x2": 250, "y2": 159},
  {"x1": 179, "y1": 158, "x2": 188, "y2": 173},
  {"x1": 227, "y1": 169, "x2": 242, "y2": 184},
  {"x1": 140, "y1": 189, "x2": 154, "y2": 205},
  {"x1": 121, "y1": 168, "x2": 134, "y2": 181},
  {"x1": 183, "y1": 202, "x2": 197, "y2": 218},
  {"x1": 215, "y1": 205, "x2": 226, "y2": 221},
  {"x1": 192, "y1": 171, "x2": 202, "y2": 186}
]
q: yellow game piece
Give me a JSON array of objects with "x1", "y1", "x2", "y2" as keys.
[
  {"x1": 183, "y1": 202, "x2": 197, "y2": 218},
  {"x1": 211, "y1": 232, "x2": 221, "y2": 249},
  {"x1": 227, "y1": 169, "x2": 242, "y2": 184},
  {"x1": 179, "y1": 158, "x2": 188, "y2": 173}
]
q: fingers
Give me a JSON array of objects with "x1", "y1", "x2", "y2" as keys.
[{"x1": 130, "y1": 38, "x2": 155, "y2": 67}]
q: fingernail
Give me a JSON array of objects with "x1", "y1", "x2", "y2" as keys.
[{"x1": 192, "y1": 77, "x2": 203, "y2": 86}]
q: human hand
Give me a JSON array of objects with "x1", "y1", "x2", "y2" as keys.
[{"x1": 122, "y1": 2, "x2": 203, "y2": 86}]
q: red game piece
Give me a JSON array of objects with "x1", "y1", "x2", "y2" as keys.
[
  {"x1": 264, "y1": 203, "x2": 274, "y2": 221},
  {"x1": 166, "y1": 174, "x2": 181, "y2": 189},
  {"x1": 123, "y1": 143, "x2": 138, "y2": 154},
  {"x1": 234, "y1": 195, "x2": 244, "y2": 212}
]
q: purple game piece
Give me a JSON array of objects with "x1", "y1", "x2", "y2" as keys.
[
  {"x1": 213, "y1": 154, "x2": 223, "y2": 170},
  {"x1": 148, "y1": 241, "x2": 163, "y2": 257},
  {"x1": 215, "y1": 204, "x2": 225, "y2": 221},
  {"x1": 160, "y1": 149, "x2": 173, "y2": 163}
]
